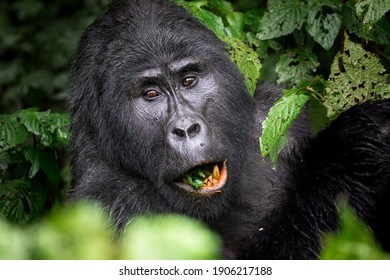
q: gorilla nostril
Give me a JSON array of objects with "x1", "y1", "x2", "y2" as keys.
[
  {"x1": 172, "y1": 128, "x2": 186, "y2": 138},
  {"x1": 172, "y1": 123, "x2": 201, "y2": 139},
  {"x1": 187, "y1": 123, "x2": 201, "y2": 137}
]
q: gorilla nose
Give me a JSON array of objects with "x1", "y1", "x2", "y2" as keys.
[
  {"x1": 167, "y1": 115, "x2": 211, "y2": 156},
  {"x1": 172, "y1": 123, "x2": 201, "y2": 139}
]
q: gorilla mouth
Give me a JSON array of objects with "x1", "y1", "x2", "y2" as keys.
[{"x1": 175, "y1": 160, "x2": 227, "y2": 193}]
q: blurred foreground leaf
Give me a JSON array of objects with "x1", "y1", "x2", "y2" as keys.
[
  {"x1": 0, "y1": 202, "x2": 221, "y2": 260},
  {"x1": 321, "y1": 202, "x2": 390, "y2": 260},
  {"x1": 121, "y1": 215, "x2": 221, "y2": 260}
]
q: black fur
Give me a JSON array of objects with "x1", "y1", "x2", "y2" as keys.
[{"x1": 69, "y1": 0, "x2": 390, "y2": 259}]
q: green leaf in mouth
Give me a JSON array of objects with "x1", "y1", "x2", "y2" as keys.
[{"x1": 181, "y1": 163, "x2": 222, "y2": 189}]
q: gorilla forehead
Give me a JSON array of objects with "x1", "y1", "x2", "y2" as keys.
[
  {"x1": 96, "y1": 0, "x2": 225, "y2": 64},
  {"x1": 109, "y1": 0, "x2": 211, "y2": 34}
]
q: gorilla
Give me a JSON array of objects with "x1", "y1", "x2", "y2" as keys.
[{"x1": 69, "y1": 0, "x2": 390, "y2": 259}]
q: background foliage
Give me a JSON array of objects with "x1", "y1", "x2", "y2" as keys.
[{"x1": 0, "y1": 0, "x2": 389, "y2": 259}]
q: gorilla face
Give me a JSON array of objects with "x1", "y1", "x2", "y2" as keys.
[
  {"x1": 70, "y1": 0, "x2": 255, "y2": 219},
  {"x1": 126, "y1": 56, "x2": 236, "y2": 188}
]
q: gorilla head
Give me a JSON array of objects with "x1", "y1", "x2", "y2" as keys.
[{"x1": 69, "y1": 0, "x2": 255, "y2": 221}]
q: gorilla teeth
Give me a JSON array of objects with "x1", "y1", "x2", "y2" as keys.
[
  {"x1": 213, "y1": 164, "x2": 220, "y2": 180},
  {"x1": 179, "y1": 161, "x2": 227, "y2": 190}
]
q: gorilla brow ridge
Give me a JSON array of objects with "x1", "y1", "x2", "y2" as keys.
[{"x1": 137, "y1": 58, "x2": 208, "y2": 82}]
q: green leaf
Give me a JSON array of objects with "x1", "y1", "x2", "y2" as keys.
[
  {"x1": 343, "y1": 1, "x2": 390, "y2": 45},
  {"x1": 195, "y1": 169, "x2": 206, "y2": 179},
  {"x1": 208, "y1": 0, "x2": 234, "y2": 15},
  {"x1": 16, "y1": 109, "x2": 70, "y2": 147},
  {"x1": 298, "y1": 78, "x2": 330, "y2": 134},
  {"x1": 257, "y1": 0, "x2": 308, "y2": 40},
  {"x1": 245, "y1": 31, "x2": 269, "y2": 60},
  {"x1": 22, "y1": 147, "x2": 60, "y2": 187},
  {"x1": 356, "y1": 0, "x2": 390, "y2": 31},
  {"x1": 121, "y1": 215, "x2": 221, "y2": 259},
  {"x1": 0, "y1": 115, "x2": 28, "y2": 153},
  {"x1": 276, "y1": 49, "x2": 319, "y2": 85},
  {"x1": 321, "y1": 199, "x2": 390, "y2": 259},
  {"x1": 224, "y1": 37, "x2": 262, "y2": 96},
  {"x1": 45, "y1": 112, "x2": 70, "y2": 133},
  {"x1": 0, "y1": 179, "x2": 46, "y2": 224},
  {"x1": 268, "y1": 133, "x2": 288, "y2": 167},
  {"x1": 33, "y1": 202, "x2": 115, "y2": 260},
  {"x1": 368, "y1": 18, "x2": 390, "y2": 45},
  {"x1": 0, "y1": 218, "x2": 31, "y2": 259},
  {"x1": 185, "y1": 175, "x2": 194, "y2": 186},
  {"x1": 260, "y1": 90, "x2": 310, "y2": 166},
  {"x1": 176, "y1": 0, "x2": 225, "y2": 39},
  {"x1": 225, "y1": 12, "x2": 245, "y2": 38},
  {"x1": 38, "y1": 153, "x2": 60, "y2": 187},
  {"x1": 324, "y1": 34, "x2": 390, "y2": 118},
  {"x1": 192, "y1": 178, "x2": 205, "y2": 188},
  {"x1": 243, "y1": 9, "x2": 264, "y2": 33},
  {"x1": 17, "y1": 109, "x2": 51, "y2": 144},
  {"x1": 46, "y1": 113, "x2": 71, "y2": 147},
  {"x1": 23, "y1": 147, "x2": 41, "y2": 179},
  {"x1": 306, "y1": 0, "x2": 342, "y2": 50},
  {"x1": 309, "y1": 99, "x2": 331, "y2": 135}
]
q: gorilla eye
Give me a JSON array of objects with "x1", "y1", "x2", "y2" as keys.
[
  {"x1": 143, "y1": 90, "x2": 159, "y2": 101},
  {"x1": 182, "y1": 77, "x2": 197, "y2": 87}
]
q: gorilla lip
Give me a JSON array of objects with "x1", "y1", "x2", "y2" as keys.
[{"x1": 175, "y1": 160, "x2": 227, "y2": 193}]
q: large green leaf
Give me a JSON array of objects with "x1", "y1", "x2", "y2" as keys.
[
  {"x1": 324, "y1": 34, "x2": 390, "y2": 118},
  {"x1": 260, "y1": 90, "x2": 310, "y2": 166},
  {"x1": 306, "y1": 0, "x2": 342, "y2": 50},
  {"x1": 121, "y1": 215, "x2": 221, "y2": 259},
  {"x1": 257, "y1": 0, "x2": 308, "y2": 40}
]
